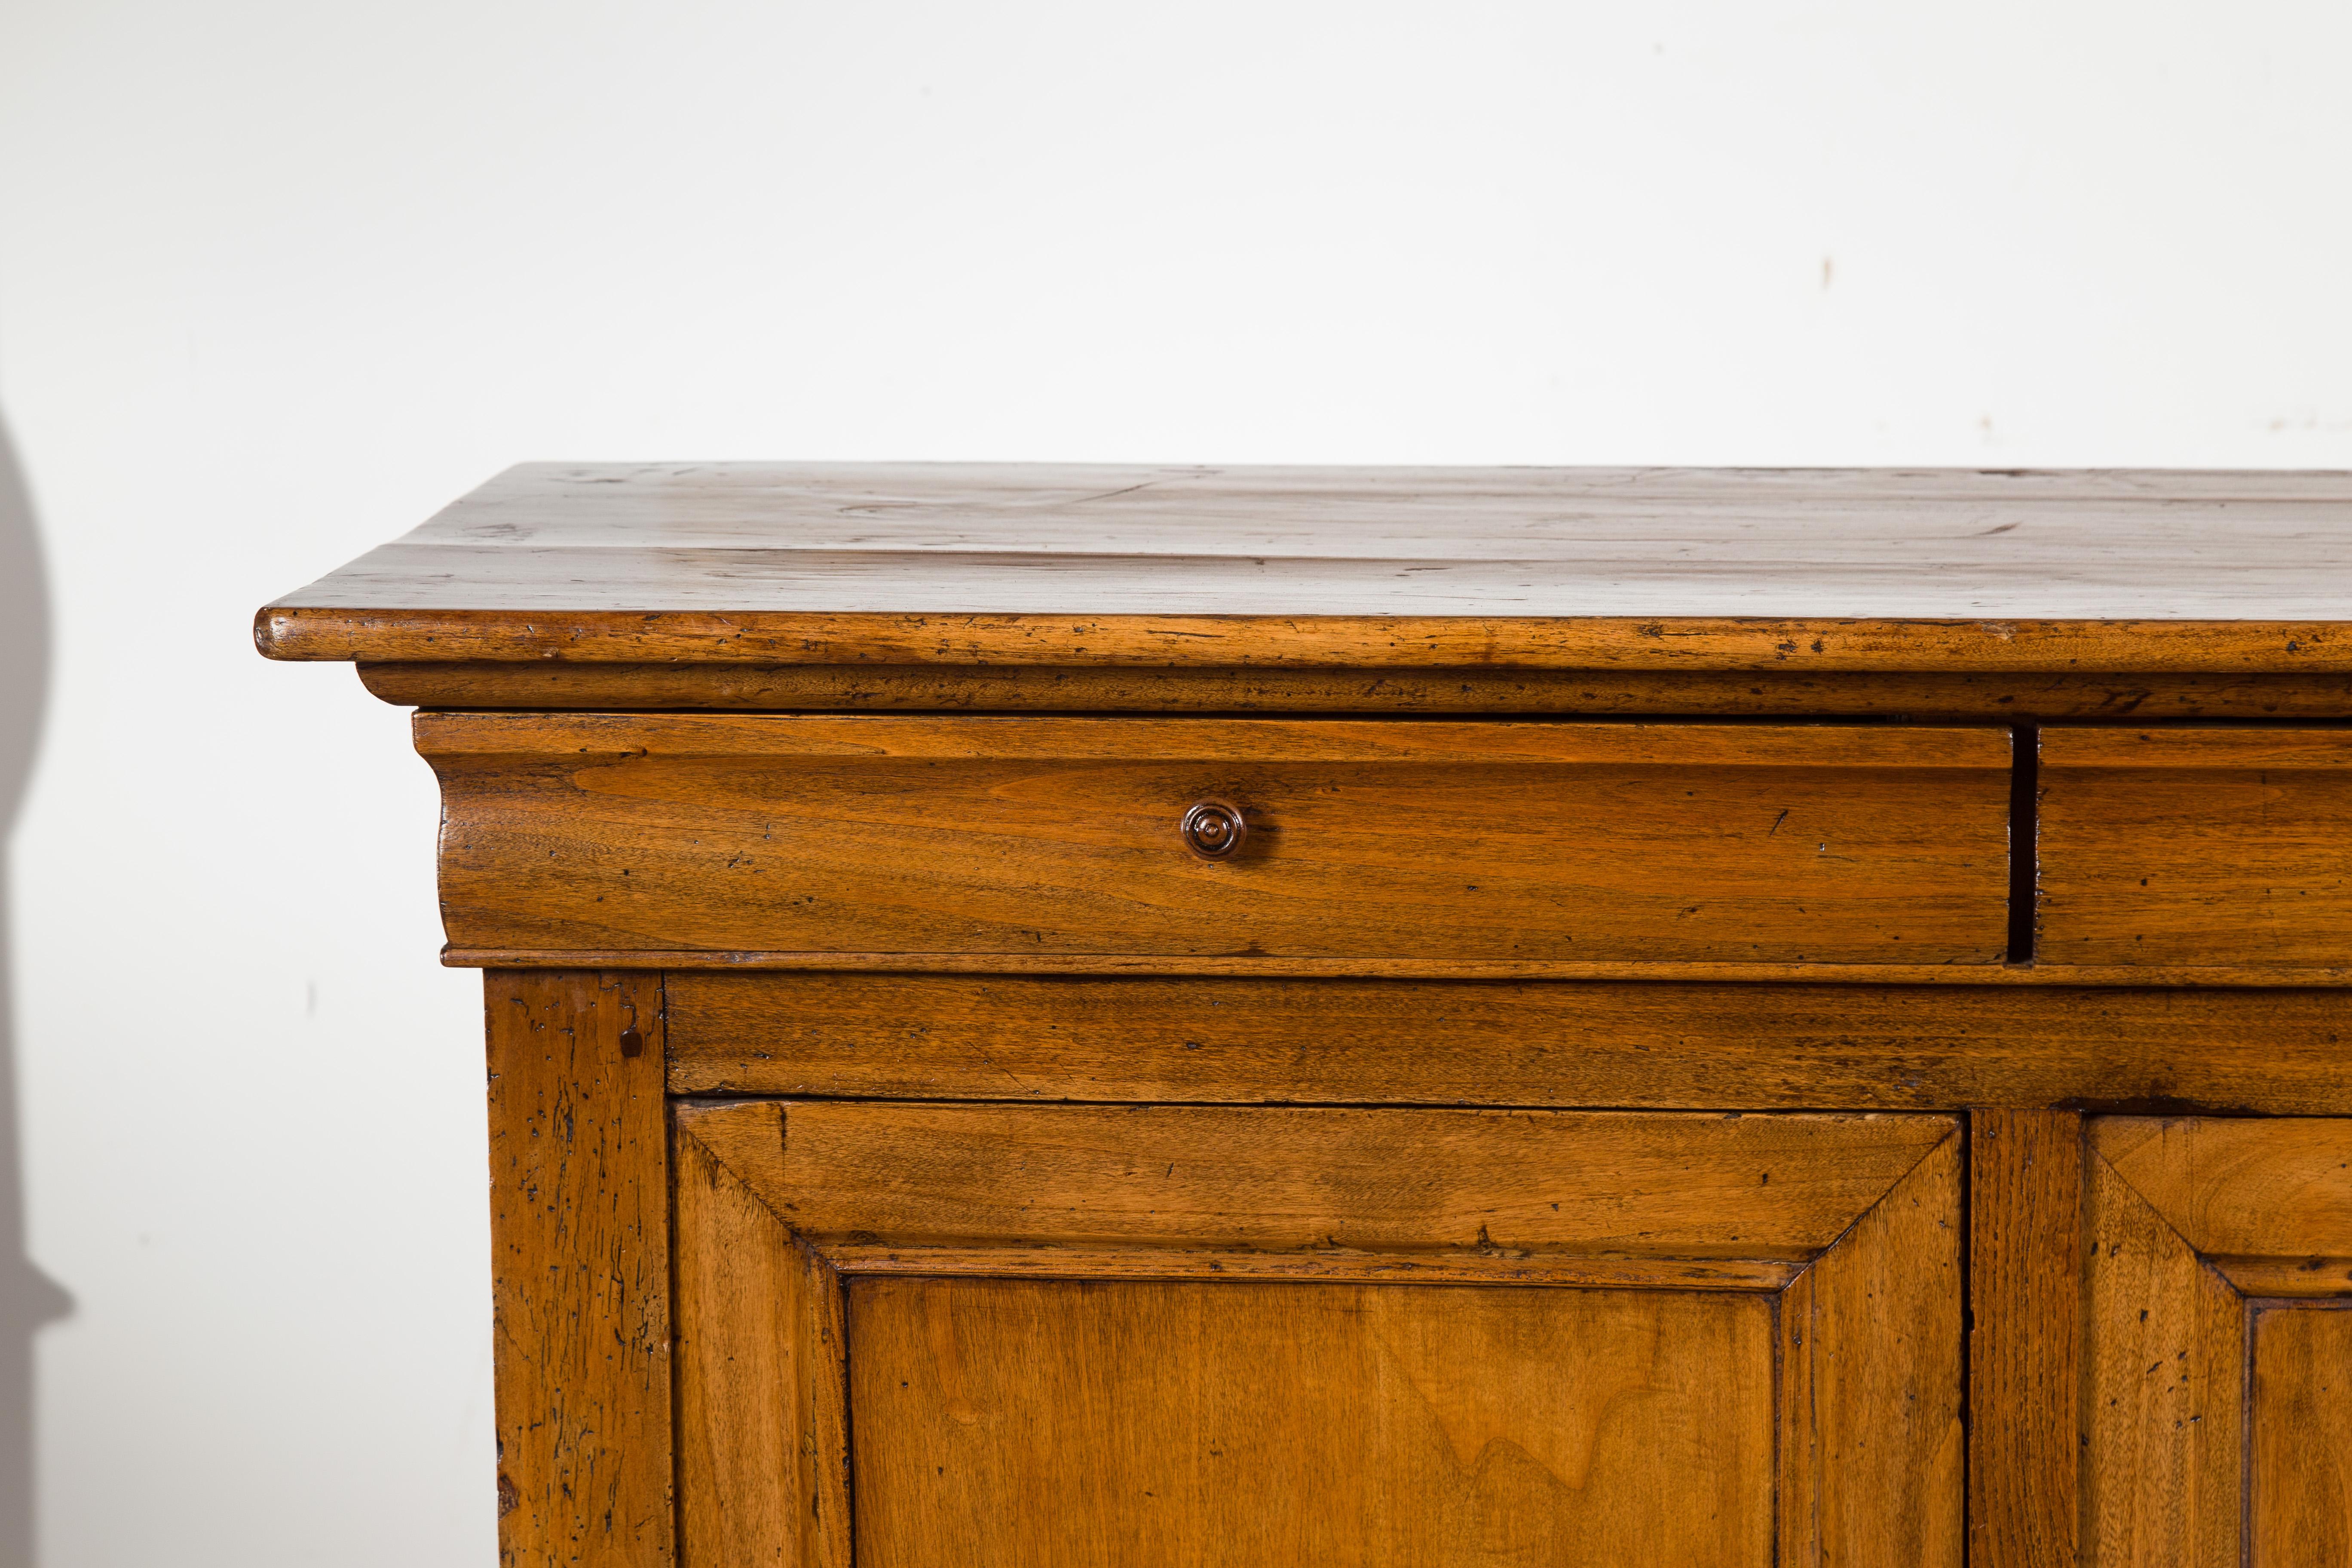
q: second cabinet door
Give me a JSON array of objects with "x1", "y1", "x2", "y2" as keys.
[
  {"x1": 671, "y1": 1102, "x2": 1963, "y2": 1568},
  {"x1": 2086, "y1": 1116, "x2": 2352, "y2": 1567}
]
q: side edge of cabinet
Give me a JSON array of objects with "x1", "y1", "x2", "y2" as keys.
[{"x1": 486, "y1": 970, "x2": 674, "y2": 1567}]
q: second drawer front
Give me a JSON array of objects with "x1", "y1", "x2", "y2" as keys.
[
  {"x1": 2038, "y1": 727, "x2": 2352, "y2": 967},
  {"x1": 419, "y1": 714, "x2": 2013, "y2": 962}
]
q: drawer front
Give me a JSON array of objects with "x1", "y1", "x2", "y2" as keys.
[
  {"x1": 418, "y1": 714, "x2": 2012, "y2": 963},
  {"x1": 2038, "y1": 728, "x2": 2352, "y2": 966}
]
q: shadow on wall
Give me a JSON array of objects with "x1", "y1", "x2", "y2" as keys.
[{"x1": 0, "y1": 409, "x2": 72, "y2": 1568}]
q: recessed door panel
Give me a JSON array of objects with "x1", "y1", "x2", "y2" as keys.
[{"x1": 850, "y1": 1278, "x2": 1773, "y2": 1568}]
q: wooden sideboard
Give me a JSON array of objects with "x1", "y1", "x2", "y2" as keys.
[{"x1": 259, "y1": 464, "x2": 2352, "y2": 1567}]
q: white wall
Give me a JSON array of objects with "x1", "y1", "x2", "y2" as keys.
[{"x1": 1, "y1": 2, "x2": 2348, "y2": 1562}]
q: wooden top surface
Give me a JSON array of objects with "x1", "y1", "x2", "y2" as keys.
[{"x1": 256, "y1": 463, "x2": 2352, "y2": 671}]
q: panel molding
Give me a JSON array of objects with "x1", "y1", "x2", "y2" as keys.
[
  {"x1": 2208, "y1": 1256, "x2": 2352, "y2": 1298},
  {"x1": 1781, "y1": 1133, "x2": 1966, "y2": 1568},
  {"x1": 674, "y1": 1111, "x2": 848, "y2": 1568},
  {"x1": 683, "y1": 1101, "x2": 1951, "y2": 1274},
  {"x1": 815, "y1": 1243, "x2": 1801, "y2": 1291},
  {"x1": 673, "y1": 1100, "x2": 1962, "y2": 1567},
  {"x1": 2093, "y1": 1117, "x2": 2352, "y2": 1259}
]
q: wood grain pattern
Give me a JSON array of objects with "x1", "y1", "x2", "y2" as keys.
[
  {"x1": 2040, "y1": 727, "x2": 2352, "y2": 967},
  {"x1": 484, "y1": 971, "x2": 671, "y2": 1568},
  {"x1": 2251, "y1": 1305, "x2": 2352, "y2": 1568},
  {"x1": 1789, "y1": 1131, "x2": 1965, "y2": 1568},
  {"x1": 850, "y1": 1278, "x2": 1778, "y2": 1568},
  {"x1": 2083, "y1": 1149, "x2": 2244, "y2": 1568},
  {"x1": 1970, "y1": 1109, "x2": 2083, "y2": 1568},
  {"x1": 257, "y1": 463, "x2": 2352, "y2": 671},
  {"x1": 416, "y1": 710, "x2": 2012, "y2": 766},
  {"x1": 672, "y1": 1107, "x2": 851, "y2": 1568},
  {"x1": 672, "y1": 1118, "x2": 793, "y2": 1566},
  {"x1": 294, "y1": 461, "x2": 2352, "y2": 564},
  {"x1": 268, "y1": 606, "x2": 2352, "y2": 672},
  {"x1": 418, "y1": 714, "x2": 2010, "y2": 964},
  {"x1": 672, "y1": 1097, "x2": 1960, "y2": 1565},
  {"x1": 2084, "y1": 1118, "x2": 2352, "y2": 1568},
  {"x1": 447, "y1": 950, "x2": 2352, "y2": 986},
  {"x1": 356, "y1": 659, "x2": 2352, "y2": 720},
  {"x1": 1776, "y1": 1265, "x2": 1824, "y2": 1566},
  {"x1": 262, "y1": 461, "x2": 2352, "y2": 1562},
  {"x1": 662, "y1": 972, "x2": 2352, "y2": 1114},
  {"x1": 805, "y1": 1244, "x2": 1798, "y2": 1291},
  {"x1": 2209, "y1": 1256, "x2": 2352, "y2": 1298},
  {"x1": 671, "y1": 1083, "x2": 858, "y2": 1561},
  {"x1": 686, "y1": 1101, "x2": 1951, "y2": 1268},
  {"x1": 2043, "y1": 728, "x2": 2352, "y2": 770},
  {"x1": 2093, "y1": 1117, "x2": 2352, "y2": 1259}
]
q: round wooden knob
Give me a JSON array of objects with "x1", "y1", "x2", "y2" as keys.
[{"x1": 1180, "y1": 799, "x2": 1247, "y2": 860}]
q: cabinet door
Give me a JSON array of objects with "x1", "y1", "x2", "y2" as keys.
[
  {"x1": 2086, "y1": 1117, "x2": 2352, "y2": 1567},
  {"x1": 672, "y1": 1102, "x2": 1962, "y2": 1568}
]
